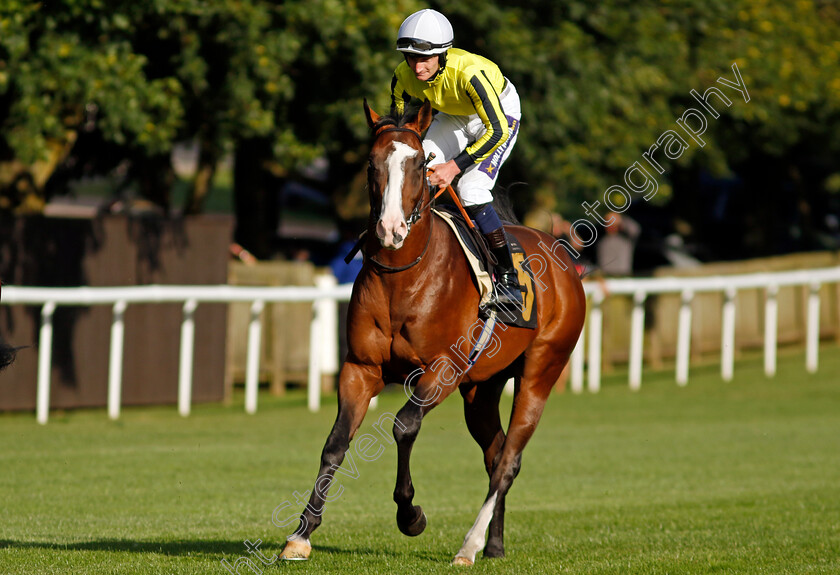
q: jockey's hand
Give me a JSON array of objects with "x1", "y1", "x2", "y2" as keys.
[{"x1": 428, "y1": 160, "x2": 461, "y2": 189}]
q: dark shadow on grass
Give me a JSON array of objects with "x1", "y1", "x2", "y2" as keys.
[
  {"x1": 298, "y1": 545, "x2": 454, "y2": 564},
  {"x1": 0, "y1": 539, "x2": 247, "y2": 557},
  {"x1": 292, "y1": 544, "x2": 408, "y2": 559},
  {"x1": 0, "y1": 539, "x2": 414, "y2": 560},
  {"x1": 0, "y1": 539, "x2": 460, "y2": 565}
]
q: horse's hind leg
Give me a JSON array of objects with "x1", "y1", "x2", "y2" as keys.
[
  {"x1": 279, "y1": 362, "x2": 381, "y2": 560},
  {"x1": 460, "y1": 376, "x2": 509, "y2": 558},
  {"x1": 452, "y1": 361, "x2": 559, "y2": 566}
]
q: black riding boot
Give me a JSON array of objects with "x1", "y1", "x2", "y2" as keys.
[{"x1": 484, "y1": 227, "x2": 524, "y2": 307}]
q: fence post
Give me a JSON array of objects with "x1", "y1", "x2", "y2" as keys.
[
  {"x1": 721, "y1": 287, "x2": 736, "y2": 382},
  {"x1": 245, "y1": 300, "x2": 265, "y2": 414},
  {"x1": 316, "y1": 274, "x2": 339, "y2": 388},
  {"x1": 178, "y1": 299, "x2": 198, "y2": 417},
  {"x1": 676, "y1": 289, "x2": 694, "y2": 386},
  {"x1": 570, "y1": 326, "x2": 585, "y2": 394},
  {"x1": 108, "y1": 300, "x2": 128, "y2": 420},
  {"x1": 36, "y1": 301, "x2": 57, "y2": 425},
  {"x1": 587, "y1": 288, "x2": 604, "y2": 393},
  {"x1": 806, "y1": 282, "x2": 821, "y2": 374},
  {"x1": 308, "y1": 297, "x2": 322, "y2": 413},
  {"x1": 629, "y1": 290, "x2": 646, "y2": 391},
  {"x1": 764, "y1": 284, "x2": 779, "y2": 377}
]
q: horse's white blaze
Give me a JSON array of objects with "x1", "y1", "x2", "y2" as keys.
[
  {"x1": 377, "y1": 141, "x2": 417, "y2": 248},
  {"x1": 454, "y1": 491, "x2": 498, "y2": 563}
]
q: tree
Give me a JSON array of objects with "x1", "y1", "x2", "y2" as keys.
[
  {"x1": 432, "y1": 0, "x2": 840, "y2": 260},
  {"x1": 0, "y1": 1, "x2": 182, "y2": 211},
  {"x1": 2, "y1": 1, "x2": 839, "y2": 262}
]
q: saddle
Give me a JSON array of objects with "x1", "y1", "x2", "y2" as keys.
[{"x1": 433, "y1": 205, "x2": 537, "y2": 330}]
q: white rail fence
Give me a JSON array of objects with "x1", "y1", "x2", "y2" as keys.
[{"x1": 3, "y1": 266, "x2": 840, "y2": 424}]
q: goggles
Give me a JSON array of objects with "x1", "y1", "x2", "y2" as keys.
[{"x1": 396, "y1": 37, "x2": 451, "y2": 52}]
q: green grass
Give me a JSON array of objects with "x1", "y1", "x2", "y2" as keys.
[{"x1": 1, "y1": 349, "x2": 839, "y2": 574}]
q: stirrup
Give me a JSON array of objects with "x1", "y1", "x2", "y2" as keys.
[{"x1": 492, "y1": 269, "x2": 524, "y2": 307}]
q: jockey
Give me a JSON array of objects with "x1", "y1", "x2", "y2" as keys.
[{"x1": 390, "y1": 8, "x2": 524, "y2": 306}]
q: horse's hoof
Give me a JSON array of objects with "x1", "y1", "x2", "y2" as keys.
[
  {"x1": 451, "y1": 555, "x2": 474, "y2": 566},
  {"x1": 483, "y1": 545, "x2": 505, "y2": 559},
  {"x1": 278, "y1": 539, "x2": 311, "y2": 561},
  {"x1": 397, "y1": 505, "x2": 427, "y2": 537}
]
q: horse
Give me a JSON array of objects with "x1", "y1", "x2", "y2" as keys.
[{"x1": 279, "y1": 100, "x2": 586, "y2": 565}]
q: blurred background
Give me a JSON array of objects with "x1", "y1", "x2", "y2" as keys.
[
  {"x1": 1, "y1": 0, "x2": 839, "y2": 263},
  {"x1": 1, "y1": 0, "x2": 840, "y2": 410}
]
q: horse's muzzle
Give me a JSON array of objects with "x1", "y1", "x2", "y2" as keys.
[{"x1": 376, "y1": 217, "x2": 408, "y2": 250}]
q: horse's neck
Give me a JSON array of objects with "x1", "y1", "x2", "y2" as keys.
[{"x1": 375, "y1": 217, "x2": 458, "y2": 305}]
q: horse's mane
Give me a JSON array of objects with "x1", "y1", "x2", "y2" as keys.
[{"x1": 372, "y1": 105, "x2": 423, "y2": 132}]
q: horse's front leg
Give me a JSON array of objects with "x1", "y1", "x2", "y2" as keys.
[
  {"x1": 392, "y1": 366, "x2": 461, "y2": 537},
  {"x1": 279, "y1": 362, "x2": 382, "y2": 560}
]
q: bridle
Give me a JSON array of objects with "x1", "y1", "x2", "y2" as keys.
[
  {"x1": 369, "y1": 127, "x2": 431, "y2": 233},
  {"x1": 367, "y1": 126, "x2": 435, "y2": 272}
]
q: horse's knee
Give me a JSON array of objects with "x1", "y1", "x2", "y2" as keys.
[
  {"x1": 321, "y1": 442, "x2": 345, "y2": 469},
  {"x1": 393, "y1": 404, "x2": 422, "y2": 444},
  {"x1": 321, "y1": 423, "x2": 351, "y2": 467}
]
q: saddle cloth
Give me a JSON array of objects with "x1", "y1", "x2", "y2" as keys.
[{"x1": 433, "y1": 207, "x2": 537, "y2": 329}]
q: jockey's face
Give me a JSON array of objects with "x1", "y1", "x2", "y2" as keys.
[{"x1": 406, "y1": 54, "x2": 440, "y2": 81}]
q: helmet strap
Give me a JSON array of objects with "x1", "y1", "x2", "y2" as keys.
[{"x1": 403, "y1": 51, "x2": 448, "y2": 82}]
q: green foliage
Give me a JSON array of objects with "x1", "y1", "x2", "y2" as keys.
[
  {"x1": 438, "y1": 0, "x2": 840, "y2": 215},
  {"x1": 0, "y1": 2, "x2": 183, "y2": 163},
  {"x1": 1, "y1": 0, "x2": 839, "y2": 227}
]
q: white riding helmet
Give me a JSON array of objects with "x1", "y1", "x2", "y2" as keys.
[{"x1": 396, "y1": 9, "x2": 453, "y2": 55}]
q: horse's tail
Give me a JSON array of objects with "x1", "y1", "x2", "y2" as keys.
[
  {"x1": 0, "y1": 339, "x2": 18, "y2": 372},
  {"x1": 578, "y1": 264, "x2": 599, "y2": 280},
  {"x1": 492, "y1": 183, "x2": 523, "y2": 225}
]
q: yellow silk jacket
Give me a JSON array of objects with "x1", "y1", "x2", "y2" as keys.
[{"x1": 391, "y1": 48, "x2": 510, "y2": 171}]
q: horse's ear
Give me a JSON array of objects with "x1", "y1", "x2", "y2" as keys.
[
  {"x1": 416, "y1": 99, "x2": 433, "y2": 133},
  {"x1": 364, "y1": 99, "x2": 380, "y2": 130}
]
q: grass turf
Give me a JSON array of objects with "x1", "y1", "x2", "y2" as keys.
[{"x1": 1, "y1": 348, "x2": 839, "y2": 574}]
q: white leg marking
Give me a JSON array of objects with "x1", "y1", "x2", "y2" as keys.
[
  {"x1": 286, "y1": 533, "x2": 310, "y2": 545},
  {"x1": 454, "y1": 491, "x2": 498, "y2": 564}
]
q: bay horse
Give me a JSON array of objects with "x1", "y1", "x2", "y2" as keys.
[{"x1": 280, "y1": 100, "x2": 586, "y2": 565}]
